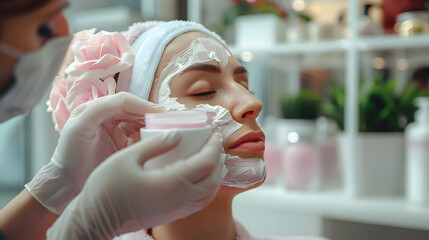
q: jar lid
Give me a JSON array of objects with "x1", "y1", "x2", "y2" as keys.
[{"x1": 145, "y1": 111, "x2": 208, "y2": 129}]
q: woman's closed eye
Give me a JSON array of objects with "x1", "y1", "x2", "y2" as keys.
[
  {"x1": 187, "y1": 80, "x2": 216, "y2": 98},
  {"x1": 191, "y1": 91, "x2": 216, "y2": 97}
]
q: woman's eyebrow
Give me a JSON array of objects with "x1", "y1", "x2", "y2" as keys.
[
  {"x1": 234, "y1": 66, "x2": 248, "y2": 75},
  {"x1": 181, "y1": 64, "x2": 221, "y2": 74}
]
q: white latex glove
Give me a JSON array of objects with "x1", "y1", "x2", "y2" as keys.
[
  {"x1": 25, "y1": 92, "x2": 164, "y2": 214},
  {"x1": 46, "y1": 131, "x2": 225, "y2": 240}
]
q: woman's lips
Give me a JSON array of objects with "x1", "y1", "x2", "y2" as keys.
[{"x1": 229, "y1": 131, "x2": 265, "y2": 152}]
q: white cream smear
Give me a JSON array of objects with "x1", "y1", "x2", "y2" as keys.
[{"x1": 154, "y1": 37, "x2": 266, "y2": 188}]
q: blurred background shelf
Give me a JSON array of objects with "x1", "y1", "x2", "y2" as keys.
[
  {"x1": 358, "y1": 34, "x2": 429, "y2": 51},
  {"x1": 229, "y1": 34, "x2": 429, "y2": 55},
  {"x1": 234, "y1": 184, "x2": 429, "y2": 231},
  {"x1": 229, "y1": 39, "x2": 348, "y2": 55}
]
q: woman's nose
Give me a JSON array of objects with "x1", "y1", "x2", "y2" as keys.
[
  {"x1": 54, "y1": 14, "x2": 70, "y2": 36},
  {"x1": 228, "y1": 86, "x2": 263, "y2": 123}
]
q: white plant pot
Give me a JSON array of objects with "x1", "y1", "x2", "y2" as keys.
[
  {"x1": 234, "y1": 14, "x2": 285, "y2": 48},
  {"x1": 338, "y1": 133, "x2": 405, "y2": 197}
]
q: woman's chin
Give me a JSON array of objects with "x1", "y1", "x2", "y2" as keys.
[{"x1": 220, "y1": 150, "x2": 266, "y2": 195}]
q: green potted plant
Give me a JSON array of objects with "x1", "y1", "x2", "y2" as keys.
[
  {"x1": 281, "y1": 90, "x2": 322, "y2": 120},
  {"x1": 322, "y1": 76, "x2": 428, "y2": 197},
  {"x1": 322, "y1": 76, "x2": 426, "y2": 132}
]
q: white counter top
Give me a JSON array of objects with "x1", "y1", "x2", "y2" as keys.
[{"x1": 234, "y1": 184, "x2": 429, "y2": 231}]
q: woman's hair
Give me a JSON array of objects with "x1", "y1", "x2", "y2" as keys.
[
  {"x1": 0, "y1": 0, "x2": 53, "y2": 17},
  {"x1": 0, "y1": 0, "x2": 53, "y2": 37}
]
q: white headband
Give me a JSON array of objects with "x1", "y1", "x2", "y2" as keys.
[{"x1": 127, "y1": 21, "x2": 224, "y2": 100}]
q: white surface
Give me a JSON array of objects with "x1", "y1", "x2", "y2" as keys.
[
  {"x1": 229, "y1": 34, "x2": 429, "y2": 55},
  {"x1": 235, "y1": 14, "x2": 284, "y2": 48},
  {"x1": 344, "y1": 0, "x2": 360, "y2": 200},
  {"x1": 234, "y1": 184, "x2": 429, "y2": 231},
  {"x1": 187, "y1": 0, "x2": 202, "y2": 23},
  {"x1": 339, "y1": 133, "x2": 405, "y2": 197},
  {"x1": 233, "y1": 197, "x2": 322, "y2": 237},
  {"x1": 69, "y1": 6, "x2": 140, "y2": 32},
  {"x1": 229, "y1": 40, "x2": 347, "y2": 55},
  {"x1": 358, "y1": 34, "x2": 429, "y2": 51},
  {"x1": 405, "y1": 99, "x2": 429, "y2": 206}
]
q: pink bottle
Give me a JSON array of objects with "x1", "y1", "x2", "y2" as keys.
[
  {"x1": 282, "y1": 142, "x2": 317, "y2": 189},
  {"x1": 263, "y1": 141, "x2": 282, "y2": 184}
]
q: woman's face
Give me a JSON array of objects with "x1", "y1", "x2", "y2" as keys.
[
  {"x1": 151, "y1": 32, "x2": 264, "y2": 161},
  {"x1": 0, "y1": 0, "x2": 69, "y2": 88}
]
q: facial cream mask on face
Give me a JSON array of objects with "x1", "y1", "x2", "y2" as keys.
[
  {"x1": 148, "y1": 36, "x2": 265, "y2": 188},
  {"x1": 222, "y1": 155, "x2": 266, "y2": 188},
  {"x1": 153, "y1": 37, "x2": 231, "y2": 104},
  {"x1": 141, "y1": 111, "x2": 213, "y2": 169}
]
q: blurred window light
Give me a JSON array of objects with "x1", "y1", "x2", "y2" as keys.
[
  {"x1": 396, "y1": 58, "x2": 409, "y2": 71},
  {"x1": 292, "y1": 0, "x2": 306, "y2": 12},
  {"x1": 287, "y1": 132, "x2": 300, "y2": 143},
  {"x1": 240, "y1": 51, "x2": 253, "y2": 62},
  {"x1": 372, "y1": 57, "x2": 385, "y2": 70}
]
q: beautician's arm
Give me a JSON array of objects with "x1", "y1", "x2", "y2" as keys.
[
  {"x1": 0, "y1": 189, "x2": 58, "y2": 240},
  {"x1": 0, "y1": 93, "x2": 164, "y2": 240}
]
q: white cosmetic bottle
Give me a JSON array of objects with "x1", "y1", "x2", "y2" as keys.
[
  {"x1": 405, "y1": 97, "x2": 429, "y2": 206},
  {"x1": 141, "y1": 111, "x2": 212, "y2": 169}
]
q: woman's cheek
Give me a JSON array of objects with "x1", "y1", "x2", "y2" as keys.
[{"x1": 174, "y1": 97, "x2": 199, "y2": 109}]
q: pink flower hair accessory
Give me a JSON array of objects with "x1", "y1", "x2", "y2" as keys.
[
  {"x1": 48, "y1": 76, "x2": 69, "y2": 131},
  {"x1": 48, "y1": 30, "x2": 134, "y2": 132},
  {"x1": 66, "y1": 31, "x2": 134, "y2": 81}
]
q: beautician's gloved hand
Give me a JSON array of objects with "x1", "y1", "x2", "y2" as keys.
[
  {"x1": 25, "y1": 92, "x2": 164, "y2": 214},
  {"x1": 46, "y1": 131, "x2": 225, "y2": 240}
]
